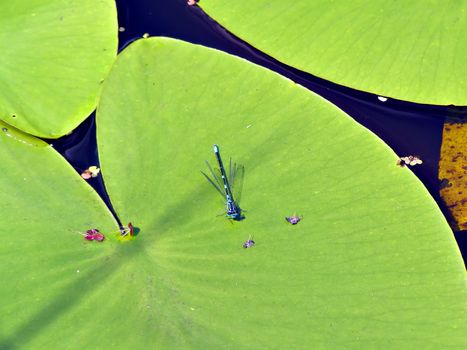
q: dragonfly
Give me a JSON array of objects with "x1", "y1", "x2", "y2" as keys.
[{"x1": 202, "y1": 144, "x2": 245, "y2": 221}]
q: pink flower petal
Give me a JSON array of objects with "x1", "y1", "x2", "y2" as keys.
[
  {"x1": 93, "y1": 233, "x2": 105, "y2": 242},
  {"x1": 84, "y1": 233, "x2": 94, "y2": 241},
  {"x1": 81, "y1": 170, "x2": 92, "y2": 179}
]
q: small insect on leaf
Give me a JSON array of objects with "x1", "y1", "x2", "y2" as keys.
[
  {"x1": 128, "y1": 222, "x2": 134, "y2": 236},
  {"x1": 286, "y1": 214, "x2": 302, "y2": 225},
  {"x1": 243, "y1": 236, "x2": 255, "y2": 249},
  {"x1": 120, "y1": 222, "x2": 134, "y2": 237}
]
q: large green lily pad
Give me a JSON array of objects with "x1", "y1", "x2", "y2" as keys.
[
  {"x1": 0, "y1": 120, "x2": 117, "y2": 348},
  {"x1": 0, "y1": 0, "x2": 117, "y2": 138},
  {"x1": 200, "y1": 1, "x2": 467, "y2": 105},
  {"x1": 1, "y1": 36, "x2": 465, "y2": 348},
  {"x1": 95, "y1": 38, "x2": 467, "y2": 348}
]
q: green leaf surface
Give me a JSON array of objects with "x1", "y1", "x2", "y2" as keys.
[
  {"x1": 200, "y1": 0, "x2": 467, "y2": 105},
  {"x1": 3, "y1": 37, "x2": 465, "y2": 349},
  {"x1": 0, "y1": 120, "x2": 117, "y2": 348},
  {"x1": 0, "y1": 0, "x2": 118, "y2": 138},
  {"x1": 95, "y1": 38, "x2": 467, "y2": 348}
]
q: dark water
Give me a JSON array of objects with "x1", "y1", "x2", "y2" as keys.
[{"x1": 50, "y1": 0, "x2": 467, "y2": 261}]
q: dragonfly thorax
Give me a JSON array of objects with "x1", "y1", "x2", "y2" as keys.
[{"x1": 226, "y1": 199, "x2": 238, "y2": 212}]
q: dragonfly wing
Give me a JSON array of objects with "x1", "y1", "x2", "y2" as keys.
[
  {"x1": 232, "y1": 164, "x2": 244, "y2": 205},
  {"x1": 201, "y1": 171, "x2": 225, "y2": 198},
  {"x1": 229, "y1": 159, "x2": 238, "y2": 188},
  {"x1": 205, "y1": 160, "x2": 224, "y2": 190},
  {"x1": 230, "y1": 162, "x2": 237, "y2": 188}
]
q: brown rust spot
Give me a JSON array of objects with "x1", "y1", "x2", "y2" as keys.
[{"x1": 439, "y1": 122, "x2": 467, "y2": 231}]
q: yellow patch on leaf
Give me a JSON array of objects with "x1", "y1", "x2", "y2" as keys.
[{"x1": 439, "y1": 122, "x2": 467, "y2": 231}]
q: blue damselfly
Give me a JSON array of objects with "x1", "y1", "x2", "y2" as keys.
[{"x1": 202, "y1": 144, "x2": 245, "y2": 221}]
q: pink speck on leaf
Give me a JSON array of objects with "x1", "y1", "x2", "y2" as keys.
[
  {"x1": 93, "y1": 233, "x2": 105, "y2": 242},
  {"x1": 84, "y1": 233, "x2": 95, "y2": 241},
  {"x1": 81, "y1": 228, "x2": 104, "y2": 242}
]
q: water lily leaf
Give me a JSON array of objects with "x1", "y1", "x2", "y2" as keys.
[
  {"x1": 3, "y1": 37, "x2": 465, "y2": 348},
  {"x1": 439, "y1": 121, "x2": 467, "y2": 231},
  {"x1": 0, "y1": 0, "x2": 118, "y2": 138},
  {"x1": 0, "y1": 120, "x2": 117, "y2": 348},
  {"x1": 96, "y1": 37, "x2": 467, "y2": 348},
  {"x1": 200, "y1": 1, "x2": 467, "y2": 105}
]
